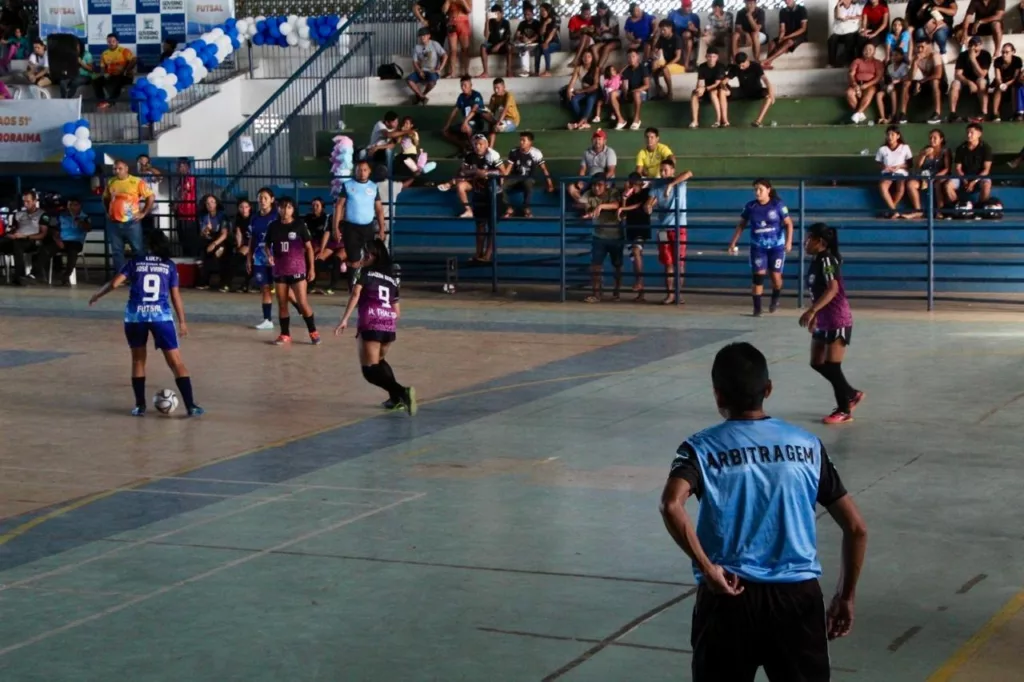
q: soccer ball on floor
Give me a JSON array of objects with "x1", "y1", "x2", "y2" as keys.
[
  {"x1": 153, "y1": 389, "x2": 179, "y2": 414},
  {"x1": 442, "y1": 283, "x2": 456, "y2": 294}
]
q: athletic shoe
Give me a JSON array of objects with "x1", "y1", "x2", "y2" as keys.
[
  {"x1": 849, "y1": 391, "x2": 866, "y2": 413},
  {"x1": 187, "y1": 406, "x2": 205, "y2": 417},
  {"x1": 927, "y1": 112, "x2": 941, "y2": 124},
  {"x1": 381, "y1": 398, "x2": 406, "y2": 411},
  {"x1": 822, "y1": 409, "x2": 853, "y2": 424},
  {"x1": 274, "y1": 334, "x2": 292, "y2": 345},
  {"x1": 310, "y1": 331, "x2": 322, "y2": 345},
  {"x1": 131, "y1": 406, "x2": 146, "y2": 417},
  {"x1": 255, "y1": 319, "x2": 274, "y2": 330},
  {"x1": 769, "y1": 300, "x2": 780, "y2": 314},
  {"x1": 753, "y1": 309, "x2": 763, "y2": 318},
  {"x1": 405, "y1": 387, "x2": 418, "y2": 416}
]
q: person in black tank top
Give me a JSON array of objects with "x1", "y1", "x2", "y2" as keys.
[
  {"x1": 304, "y1": 197, "x2": 341, "y2": 295},
  {"x1": 230, "y1": 199, "x2": 252, "y2": 292}
]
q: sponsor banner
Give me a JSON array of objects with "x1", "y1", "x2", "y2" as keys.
[
  {"x1": 185, "y1": 0, "x2": 234, "y2": 40},
  {"x1": 87, "y1": 0, "x2": 186, "y2": 64},
  {"x1": 0, "y1": 99, "x2": 83, "y2": 163},
  {"x1": 38, "y1": 0, "x2": 87, "y2": 39}
]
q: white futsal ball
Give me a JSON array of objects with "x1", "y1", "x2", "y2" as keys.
[
  {"x1": 153, "y1": 389, "x2": 179, "y2": 414},
  {"x1": 442, "y1": 283, "x2": 456, "y2": 294}
]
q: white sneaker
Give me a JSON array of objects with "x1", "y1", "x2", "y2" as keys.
[
  {"x1": 629, "y1": 120, "x2": 641, "y2": 130},
  {"x1": 851, "y1": 112, "x2": 865, "y2": 124},
  {"x1": 615, "y1": 121, "x2": 627, "y2": 130},
  {"x1": 254, "y1": 319, "x2": 274, "y2": 330},
  {"x1": 437, "y1": 182, "x2": 452, "y2": 192}
]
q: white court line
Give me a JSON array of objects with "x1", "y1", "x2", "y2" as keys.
[
  {"x1": 7, "y1": 585, "x2": 137, "y2": 598},
  {"x1": 0, "y1": 493, "x2": 426, "y2": 658},
  {"x1": 0, "y1": 489, "x2": 303, "y2": 593},
  {"x1": 116, "y1": 489, "x2": 380, "y2": 508}
]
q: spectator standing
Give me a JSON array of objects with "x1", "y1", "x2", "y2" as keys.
[
  {"x1": 58, "y1": 39, "x2": 94, "y2": 99},
  {"x1": 651, "y1": 20, "x2": 685, "y2": 100},
  {"x1": 591, "y1": 2, "x2": 621, "y2": 70},
  {"x1": 94, "y1": 33, "x2": 135, "y2": 109},
  {"x1": 646, "y1": 161, "x2": 692, "y2": 305},
  {"x1": 704, "y1": 0, "x2": 734, "y2": 62},
  {"x1": 534, "y1": 3, "x2": 562, "y2": 78},
  {"x1": 949, "y1": 37, "x2": 992, "y2": 122},
  {"x1": 564, "y1": 50, "x2": 601, "y2": 129},
  {"x1": 0, "y1": 190, "x2": 52, "y2": 286},
  {"x1": 479, "y1": 4, "x2": 511, "y2": 78},
  {"x1": 174, "y1": 158, "x2": 198, "y2": 259},
  {"x1": 691, "y1": 49, "x2": 730, "y2": 128},
  {"x1": 618, "y1": 172, "x2": 652, "y2": 300},
  {"x1": 762, "y1": 0, "x2": 809, "y2": 70},
  {"x1": 195, "y1": 194, "x2": 231, "y2": 290},
  {"x1": 578, "y1": 173, "x2": 623, "y2": 304},
  {"x1": 846, "y1": 43, "x2": 884, "y2": 124},
  {"x1": 909, "y1": 40, "x2": 944, "y2": 123},
  {"x1": 989, "y1": 43, "x2": 1020, "y2": 121},
  {"x1": 231, "y1": 199, "x2": 252, "y2": 292},
  {"x1": 857, "y1": 0, "x2": 890, "y2": 54},
  {"x1": 943, "y1": 122, "x2": 993, "y2": 207},
  {"x1": 483, "y1": 77, "x2": 521, "y2": 148},
  {"x1": 956, "y1": 0, "x2": 1005, "y2": 55},
  {"x1": 635, "y1": 127, "x2": 675, "y2": 177},
  {"x1": 667, "y1": 0, "x2": 701, "y2": 70},
  {"x1": 875, "y1": 125, "x2": 913, "y2": 217},
  {"x1": 501, "y1": 131, "x2": 554, "y2": 217},
  {"x1": 728, "y1": 52, "x2": 776, "y2": 127},
  {"x1": 413, "y1": 0, "x2": 448, "y2": 49},
  {"x1": 568, "y1": 3, "x2": 596, "y2": 68},
  {"x1": 443, "y1": 0, "x2": 471, "y2": 78},
  {"x1": 135, "y1": 154, "x2": 162, "y2": 240},
  {"x1": 308, "y1": 197, "x2": 343, "y2": 294},
  {"x1": 407, "y1": 28, "x2": 447, "y2": 104},
  {"x1": 904, "y1": 128, "x2": 952, "y2": 219},
  {"x1": 54, "y1": 196, "x2": 91, "y2": 286},
  {"x1": 828, "y1": 0, "x2": 862, "y2": 68},
  {"x1": 624, "y1": 2, "x2": 657, "y2": 61},
  {"x1": 442, "y1": 76, "x2": 486, "y2": 151},
  {"x1": 103, "y1": 160, "x2": 153, "y2": 273},
  {"x1": 733, "y1": 0, "x2": 767, "y2": 63},
  {"x1": 569, "y1": 129, "x2": 617, "y2": 203},
  {"x1": 26, "y1": 39, "x2": 51, "y2": 87},
  {"x1": 513, "y1": 4, "x2": 541, "y2": 77},
  {"x1": 610, "y1": 49, "x2": 650, "y2": 130}
]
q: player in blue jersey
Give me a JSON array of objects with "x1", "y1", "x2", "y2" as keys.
[
  {"x1": 728, "y1": 178, "x2": 794, "y2": 317},
  {"x1": 246, "y1": 187, "x2": 280, "y2": 330},
  {"x1": 89, "y1": 231, "x2": 203, "y2": 417},
  {"x1": 660, "y1": 342, "x2": 866, "y2": 681}
]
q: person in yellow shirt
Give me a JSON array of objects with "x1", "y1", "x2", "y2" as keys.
[
  {"x1": 104, "y1": 159, "x2": 155, "y2": 272},
  {"x1": 482, "y1": 77, "x2": 521, "y2": 148},
  {"x1": 635, "y1": 127, "x2": 675, "y2": 177},
  {"x1": 93, "y1": 33, "x2": 136, "y2": 109}
]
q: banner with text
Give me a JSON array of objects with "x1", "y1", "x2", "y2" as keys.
[
  {"x1": 38, "y1": 0, "x2": 87, "y2": 39},
  {"x1": 87, "y1": 0, "x2": 186, "y2": 66},
  {"x1": 185, "y1": 0, "x2": 234, "y2": 40},
  {"x1": 0, "y1": 100, "x2": 83, "y2": 163}
]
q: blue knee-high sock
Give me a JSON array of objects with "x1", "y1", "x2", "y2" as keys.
[
  {"x1": 262, "y1": 303, "x2": 272, "y2": 321},
  {"x1": 175, "y1": 376, "x2": 195, "y2": 410},
  {"x1": 132, "y1": 376, "x2": 146, "y2": 409}
]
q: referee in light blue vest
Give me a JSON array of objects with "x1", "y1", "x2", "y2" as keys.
[
  {"x1": 661, "y1": 342, "x2": 867, "y2": 682},
  {"x1": 332, "y1": 159, "x2": 387, "y2": 283}
]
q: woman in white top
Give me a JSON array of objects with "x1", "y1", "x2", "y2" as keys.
[
  {"x1": 875, "y1": 124, "x2": 914, "y2": 218},
  {"x1": 26, "y1": 39, "x2": 51, "y2": 87},
  {"x1": 828, "y1": 0, "x2": 863, "y2": 68}
]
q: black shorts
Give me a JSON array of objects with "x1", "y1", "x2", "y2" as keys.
[
  {"x1": 625, "y1": 225, "x2": 651, "y2": 245},
  {"x1": 692, "y1": 579, "x2": 830, "y2": 682},
  {"x1": 812, "y1": 326, "x2": 853, "y2": 346},
  {"x1": 358, "y1": 329, "x2": 397, "y2": 344},
  {"x1": 733, "y1": 86, "x2": 769, "y2": 100},
  {"x1": 342, "y1": 222, "x2": 376, "y2": 262},
  {"x1": 274, "y1": 273, "x2": 307, "y2": 284}
]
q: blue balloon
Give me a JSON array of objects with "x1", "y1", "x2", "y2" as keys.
[
  {"x1": 61, "y1": 157, "x2": 80, "y2": 175},
  {"x1": 75, "y1": 118, "x2": 89, "y2": 129},
  {"x1": 83, "y1": 162, "x2": 96, "y2": 176},
  {"x1": 224, "y1": 18, "x2": 236, "y2": 28},
  {"x1": 85, "y1": 148, "x2": 96, "y2": 161},
  {"x1": 268, "y1": 24, "x2": 280, "y2": 38},
  {"x1": 62, "y1": 122, "x2": 76, "y2": 134},
  {"x1": 255, "y1": 19, "x2": 266, "y2": 32}
]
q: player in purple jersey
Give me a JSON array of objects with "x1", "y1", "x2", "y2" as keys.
[
  {"x1": 264, "y1": 196, "x2": 320, "y2": 345},
  {"x1": 799, "y1": 223, "x2": 864, "y2": 425},
  {"x1": 334, "y1": 239, "x2": 418, "y2": 415},
  {"x1": 728, "y1": 178, "x2": 794, "y2": 317},
  {"x1": 88, "y1": 231, "x2": 203, "y2": 417}
]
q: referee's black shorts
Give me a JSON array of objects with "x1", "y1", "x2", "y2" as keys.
[
  {"x1": 341, "y1": 221, "x2": 377, "y2": 263},
  {"x1": 691, "y1": 578, "x2": 830, "y2": 682}
]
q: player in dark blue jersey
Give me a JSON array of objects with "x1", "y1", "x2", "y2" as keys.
[
  {"x1": 246, "y1": 187, "x2": 280, "y2": 331},
  {"x1": 661, "y1": 342, "x2": 866, "y2": 681},
  {"x1": 334, "y1": 239, "x2": 417, "y2": 415},
  {"x1": 89, "y1": 231, "x2": 203, "y2": 417},
  {"x1": 728, "y1": 178, "x2": 794, "y2": 317}
]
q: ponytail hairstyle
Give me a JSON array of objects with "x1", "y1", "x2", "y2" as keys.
[
  {"x1": 752, "y1": 177, "x2": 779, "y2": 202},
  {"x1": 365, "y1": 238, "x2": 395, "y2": 275},
  {"x1": 809, "y1": 222, "x2": 841, "y2": 263},
  {"x1": 146, "y1": 229, "x2": 173, "y2": 261}
]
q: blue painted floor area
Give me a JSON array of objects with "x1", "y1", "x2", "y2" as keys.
[{"x1": 1, "y1": 288, "x2": 1023, "y2": 681}]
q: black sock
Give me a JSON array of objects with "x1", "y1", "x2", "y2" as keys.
[
  {"x1": 280, "y1": 316, "x2": 291, "y2": 336},
  {"x1": 261, "y1": 302, "x2": 272, "y2": 321},
  {"x1": 175, "y1": 376, "x2": 196, "y2": 410},
  {"x1": 771, "y1": 288, "x2": 782, "y2": 308},
  {"x1": 753, "y1": 295, "x2": 762, "y2": 315},
  {"x1": 362, "y1": 364, "x2": 406, "y2": 402},
  {"x1": 303, "y1": 314, "x2": 317, "y2": 333},
  {"x1": 818, "y1": 362, "x2": 854, "y2": 412},
  {"x1": 132, "y1": 376, "x2": 146, "y2": 409}
]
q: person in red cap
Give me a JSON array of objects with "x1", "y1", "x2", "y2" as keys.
[
  {"x1": 668, "y1": 0, "x2": 701, "y2": 69},
  {"x1": 569, "y1": 129, "x2": 618, "y2": 203}
]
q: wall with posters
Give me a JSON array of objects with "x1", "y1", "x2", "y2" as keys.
[
  {"x1": 86, "y1": 0, "x2": 186, "y2": 64},
  {"x1": 38, "y1": 0, "x2": 88, "y2": 38},
  {"x1": 0, "y1": 100, "x2": 83, "y2": 163},
  {"x1": 185, "y1": 0, "x2": 234, "y2": 40}
]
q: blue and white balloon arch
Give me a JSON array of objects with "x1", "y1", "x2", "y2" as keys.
[{"x1": 59, "y1": 14, "x2": 347, "y2": 176}]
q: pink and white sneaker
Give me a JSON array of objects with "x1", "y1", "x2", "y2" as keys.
[
  {"x1": 848, "y1": 391, "x2": 866, "y2": 413},
  {"x1": 823, "y1": 409, "x2": 853, "y2": 425}
]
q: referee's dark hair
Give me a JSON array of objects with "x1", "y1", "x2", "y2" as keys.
[{"x1": 712, "y1": 342, "x2": 772, "y2": 414}]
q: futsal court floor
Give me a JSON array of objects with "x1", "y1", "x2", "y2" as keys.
[{"x1": 0, "y1": 286, "x2": 1022, "y2": 681}]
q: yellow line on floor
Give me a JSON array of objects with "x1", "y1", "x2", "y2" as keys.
[{"x1": 926, "y1": 590, "x2": 1024, "y2": 682}]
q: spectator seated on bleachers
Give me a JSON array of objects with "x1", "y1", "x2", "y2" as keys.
[
  {"x1": 58, "y1": 39, "x2": 94, "y2": 100},
  {"x1": 651, "y1": 19, "x2": 686, "y2": 100},
  {"x1": 407, "y1": 27, "x2": 448, "y2": 105},
  {"x1": 904, "y1": 129, "x2": 953, "y2": 218},
  {"x1": 949, "y1": 36, "x2": 993, "y2": 121},
  {"x1": 567, "y1": 3, "x2": 596, "y2": 67},
  {"x1": 847, "y1": 43, "x2": 884, "y2": 123},
  {"x1": 915, "y1": 0, "x2": 957, "y2": 57},
  {"x1": 943, "y1": 122, "x2": 994, "y2": 206},
  {"x1": 624, "y1": 2, "x2": 657, "y2": 61},
  {"x1": 0, "y1": 26, "x2": 28, "y2": 74},
  {"x1": 704, "y1": 0, "x2": 734, "y2": 62},
  {"x1": 0, "y1": 189, "x2": 52, "y2": 286},
  {"x1": 479, "y1": 4, "x2": 512, "y2": 78},
  {"x1": 501, "y1": 130, "x2": 555, "y2": 217},
  {"x1": 591, "y1": 2, "x2": 622, "y2": 70},
  {"x1": 534, "y1": 3, "x2": 562, "y2": 77},
  {"x1": 908, "y1": 39, "x2": 945, "y2": 122},
  {"x1": 512, "y1": 3, "x2": 541, "y2": 77},
  {"x1": 955, "y1": 0, "x2": 1006, "y2": 55},
  {"x1": 990, "y1": 42, "x2": 1021, "y2": 120},
  {"x1": 608, "y1": 48, "x2": 649, "y2": 130},
  {"x1": 857, "y1": 0, "x2": 890, "y2": 55},
  {"x1": 442, "y1": 76, "x2": 487, "y2": 151},
  {"x1": 874, "y1": 124, "x2": 914, "y2": 217},
  {"x1": 94, "y1": 33, "x2": 136, "y2": 109},
  {"x1": 439, "y1": 133, "x2": 502, "y2": 223},
  {"x1": 829, "y1": 0, "x2": 863, "y2": 68},
  {"x1": 667, "y1": 0, "x2": 701, "y2": 68},
  {"x1": 763, "y1": 0, "x2": 809, "y2": 69},
  {"x1": 394, "y1": 115, "x2": 437, "y2": 187},
  {"x1": 690, "y1": 48, "x2": 730, "y2": 128},
  {"x1": 877, "y1": 46, "x2": 911, "y2": 123},
  {"x1": 728, "y1": 52, "x2": 776, "y2": 126},
  {"x1": 568, "y1": 129, "x2": 617, "y2": 204},
  {"x1": 733, "y1": 0, "x2": 768, "y2": 64},
  {"x1": 483, "y1": 77, "x2": 520, "y2": 147},
  {"x1": 25, "y1": 39, "x2": 50, "y2": 87},
  {"x1": 563, "y1": 50, "x2": 601, "y2": 128},
  {"x1": 53, "y1": 196, "x2": 91, "y2": 287},
  {"x1": 886, "y1": 18, "x2": 913, "y2": 59}
]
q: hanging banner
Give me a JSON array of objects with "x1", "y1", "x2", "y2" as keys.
[
  {"x1": 185, "y1": 0, "x2": 234, "y2": 40},
  {"x1": 87, "y1": 0, "x2": 187, "y2": 65},
  {"x1": 38, "y1": 0, "x2": 87, "y2": 39},
  {"x1": 0, "y1": 99, "x2": 83, "y2": 163}
]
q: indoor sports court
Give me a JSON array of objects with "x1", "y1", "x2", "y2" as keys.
[{"x1": 0, "y1": 287, "x2": 1021, "y2": 682}]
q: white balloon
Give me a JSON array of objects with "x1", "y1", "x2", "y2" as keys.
[
  {"x1": 151, "y1": 66, "x2": 167, "y2": 79},
  {"x1": 235, "y1": 19, "x2": 249, "y2": 34},
  {"x1": 74, "y1": 126, "x2": 90, "y2": 139},
  {"x1": 248, "y1": 24, "x2": 258, "y2": 37},
  {"x1": 280, "y1": 22, "x2": 292, "y2": 35},
  {"x1": 297, "y1": 25, "x2": 310, "y2": 39},
  {"x1": 161, "y1": 83, "x2": 178, "y2": 100},
  {"x1": 254, "y1": 15, "x2": 266, "y2": 23},
  {"x1": 73, "y1": 138, "x2": 92, "y2": 152},
  {"x1": 164, "y1": 73, "x2": 178, "y2": 86},
  {"x1": 295, "y1": 16, "x2": 308, "y2": 27},
  {"x1": 216, "y1": 34, "x2": 232, "y2": 47},
  {"x1": 62, "y1": 134, "x2": 76, "y2": 147},
  {"x1": 286, "y1": 33, "x2": 298, "y2": 46},
  {"x1": 287, "y1": 14, "x2": 299, "y2": 25},
  {"x1": 298, "y1": 38, "x2": 311, "y2": 50},
  {"x1": 210, "y1": 27, "x2": 224, "y2": 38},
  {"x1": 181, "y1": 48, "x2": 197, "y2": 61}
]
